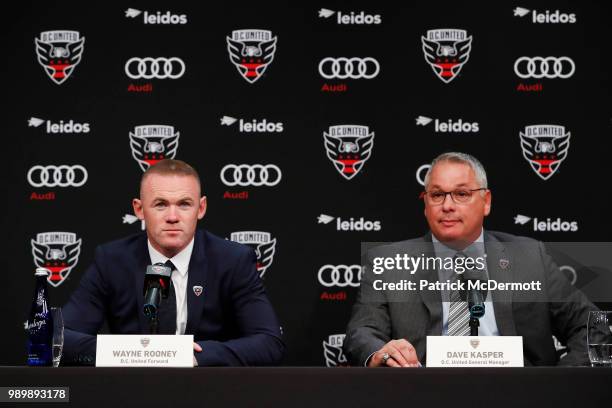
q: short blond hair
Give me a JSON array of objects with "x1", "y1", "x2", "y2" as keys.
[{"x1": 140, "y1": 159, "x2": 202, "y2": 196}]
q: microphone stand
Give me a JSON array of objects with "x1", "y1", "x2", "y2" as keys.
[
  {"x1": 143, "y1": 263, "x2": 172, "y2": 335},
  {"x1": 144, "y1": 300, "x2": 160, "y2": 334},
  {"x1": 469, "y1": 317, "x2": 479, "y2": 336},
  {"x1": 148, "y1": 314, "x2": 158, "y2": 335}
]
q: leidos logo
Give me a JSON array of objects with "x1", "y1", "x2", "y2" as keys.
[
  {"x1": 415, "y1": 115, "x2": 479, "y2": 133},
  {"x1": 220, "y1": 116, "x2": 284, "y2": 133},
  {"x1": 514, "y1": 214, "x2": 578, "y2": 232},
  {"x1": 129, "y1": 125, "x2": 180, "y2": 171},
  {"x1": 323, "y1": 334, "x2": 348, "y2": 367},
  {"x1": 513, "y1": 7, "x2": 576, "y2": 24},
  {"x1": 318, "y1": 214, "x2": 381, "y2": 231},
  {"x1": 422, "y1": 29, "x2": 472, "y2": 83},
  {"x1": 318, "y1": 8, "x2": 382, "y2": 25},
  {"x1": 123, "y1": 214, "x2": 145, "y2": 230},
  {"x1": 31, "y1": 232, "x2": 82, "y2": 287},
  {"x1": 229, "y1": 231, "x2": 277, "y2": 278},
  {"x1": 226, "y1": 29, "x2": 277, "y2": 83},
  {"x1": 324, "y1": 125, "x2": 374, "y2": 180},
  {"x1": 125, "y1": 8, "x2": 188, "y2": 24},
  {"x1": 28, "y1": 117, "x2": 90, "y2": 134},
  {"x1": 520, "y1": 125, "x2": 570, "y2": 180},
  {"x1": 35, "y1": 30, "x2": 85, "y2": 85}
]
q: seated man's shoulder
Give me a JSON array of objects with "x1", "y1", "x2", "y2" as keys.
[
  {"x1": 486, "y1": 230, "x2": 546, "y2": 259},
  {"x1": 486, "y1": 230, "x2": 540, "y2": 244}
]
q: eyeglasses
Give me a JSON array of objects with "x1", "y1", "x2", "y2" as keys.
[{"x1": 423, "y1": 188, "x2": 487, "y2": 204}]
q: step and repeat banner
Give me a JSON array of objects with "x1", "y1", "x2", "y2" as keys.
[{"x1": 5, "y1": 1, "x2": 611, "y2": 365}]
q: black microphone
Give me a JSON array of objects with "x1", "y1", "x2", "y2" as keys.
[
  {"x1": 143, "y1": 263, "x2": 172, "y2": 319},
  {"x1": 459, "y1": 269, "x2": 488, "y2": 319}
]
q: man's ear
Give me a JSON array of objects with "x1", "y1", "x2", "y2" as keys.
[
  {"x1": 133, "y1": 198, "x2": 144, "y2": 220},
  {"x1": 197, "y1": 196, "x2": 207, "y2": 220},
  {"x1": 483, "y1": 190, "x2": 492, "y2": 217}
]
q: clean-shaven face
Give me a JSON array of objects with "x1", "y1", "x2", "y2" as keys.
[
  {"x1": 424, "y1": 161, "x2": 491, "y2": 247},
  {"x1": 133, "y1": 174, "x2": 206, "y2": 258}
]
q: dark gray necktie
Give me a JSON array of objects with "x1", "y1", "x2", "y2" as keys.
[
  {"x1": 447, "y1": 252, "x2": 470, "y2": 336},
  {"x1": 157, "y1": 260, "x2": 177, "y2": 334}
]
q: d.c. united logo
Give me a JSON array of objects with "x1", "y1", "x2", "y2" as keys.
[
  {"x1": 129, "y1": 125, "x2": 180, "y2": 171},
  {"x1": 35, "y1": 30, "x2": 85, "y2": 85},
  {"x1": 323, "y1": 334, "x2": 348, "y2": 367},
  {"x1": 520, "y1": 124, "x2": 570, "y2": 180},
  {"x1": 226, "y1": 29, "x2": 277, "y2": 83},
  {"x1": 31, "y1": 232, "x2": 82, "y2": 287},
  {"x1": 421, "y1": 29, "x2": 472, "y2": 83},
  {"x1": 229, "y1": 231, "x2": 276, "y2": 278},
  {"x1": 324, "y1": 125, "x2": 374, "y2": 180}
]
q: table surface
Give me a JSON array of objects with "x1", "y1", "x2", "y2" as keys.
[{"x1": 0, "y1": 367, "x2": 609, "y2": 407}]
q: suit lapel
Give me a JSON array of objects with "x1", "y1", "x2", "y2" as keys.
[
  {"x1": 185, "y1": 230, "x2": 208, "y2": 334},
  {"x1": 484, "y1": 232, "x2": 517, "y2": 336},
  {"x1": 133, "y1": 234, "x2": 151, "y2": 333},
  {"x1": 418, "y1": 234, "x2": 443, "y2": 335}
]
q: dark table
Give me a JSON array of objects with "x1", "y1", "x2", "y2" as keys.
[{"x1": 0, "y1": 367, "x2": 609, "y2": 407}]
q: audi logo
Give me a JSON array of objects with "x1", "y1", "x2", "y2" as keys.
[
  {"x1": 513, "y1": 56, "x2": 575, "y2": 79},
  {"x1": 220, "y1": 164, "x2": 282, "y2": 187},
  {"x1": 416, "y1": 164, "x2": 431, "y2": 187},
  {"x1": 27, "y1": 165, "x2": 88, "y2": 188},
  {"x1": 559, "y1": 265, "x2": 577, "y2": 286},
  {"x1": 318, "y1": 264, "x2": 362, "y2": 288},
  {"x1": 125, "y1": 57, "x2": 186, "y2": 79},
  {"x1": 318, "y1": 57, "x2": 380, "y2": 79}
]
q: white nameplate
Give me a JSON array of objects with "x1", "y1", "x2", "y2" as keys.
[
  {"x1": 426, "y1": 336, "x2": 524, "y2": 367},
  {"x1": 96, "y1": 335, "x2": 194, "y2": 367}
]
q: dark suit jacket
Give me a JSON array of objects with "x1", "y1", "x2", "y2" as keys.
[
  {"x1": 62, "y1": 229, "x2": 285, "y2": 366},
  {"x1": 344, "y1": 231, "x2": 595, "y2": 366}
]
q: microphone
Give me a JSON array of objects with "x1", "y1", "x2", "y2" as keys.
[
  {"x1": 143, "y1": 263, "x2": 172, "y2": 320},
  {"x1": 459, "y1": 269, "x2": 488, "y2": 319}
]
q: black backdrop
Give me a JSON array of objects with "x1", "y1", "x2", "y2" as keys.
[{"x1": 4, "y1": 0, "x2": 611, "y2": 366}]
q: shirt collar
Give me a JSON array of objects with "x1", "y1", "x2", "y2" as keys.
[
  {"x1": 431, "y1": 228, "x2": 485, "y2": 258},
  {"x1": 147, "y1": 238, "x2": 194, "y2": 277}
]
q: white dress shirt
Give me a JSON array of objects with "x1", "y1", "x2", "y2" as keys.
[{"x1": 147, "y1": 238, "x2": 194, "y2": 335}]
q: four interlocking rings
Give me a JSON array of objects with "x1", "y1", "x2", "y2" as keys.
[
  {"x1": 416, "y1": 164, "x2": 431, "y2": 187},
  {"x1": 318, "y1": 57, "x2": 380, "y2": 79},
  {"x1": 318, "y1": 264, "x2": 362, "y2": 287},
  {"x1": 559, "y1": 265, "x2": 577, "y2": 286},
  {"x1": 125, "y1": 57, "x2": 186, "y2": 79},
  {"x1": 220, "y1": 164, "x2": 282, "y2": 186},
  {"x1": 27, "y1": 165, "x2": 88, "y2": 187},
  {"x1": 513, "y1": 56, "x2": 575, "y2": 79}
]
